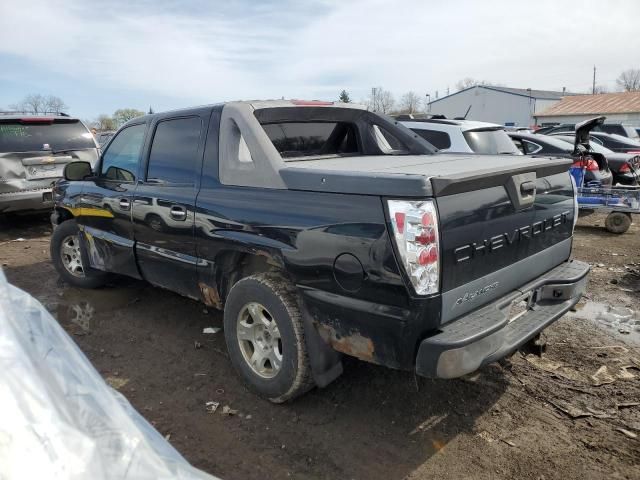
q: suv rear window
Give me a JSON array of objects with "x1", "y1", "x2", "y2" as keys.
[
  {"x1": 0, "y1": 120, "x2": 95, "y2": 153},
  {"x1": 463, "y1": 129, "x2": 520, "y2": 154},
  {"x1": 262, "y1": 122, "x2": 359, "y2": 158}
]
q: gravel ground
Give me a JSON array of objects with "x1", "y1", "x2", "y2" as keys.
[{"x1": 1, "y1": 212, "x2": 639, "y2": 480}]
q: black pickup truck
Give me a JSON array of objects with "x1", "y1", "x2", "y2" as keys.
[{"x1": 50, "y1": 100, "x2": 589, "y2": 402}]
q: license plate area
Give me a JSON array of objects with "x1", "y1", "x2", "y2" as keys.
[
  {"x1": 25, "y1": 164, "x2": 63, "y2": 180},
  {"x1": 507, "y1": 292, "x2": 533, "y2": 324}
]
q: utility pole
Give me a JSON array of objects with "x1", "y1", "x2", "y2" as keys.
[{"x1": 592, "y1": 65, "x2": 596, "y2": 95}]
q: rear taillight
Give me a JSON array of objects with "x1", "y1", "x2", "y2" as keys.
[
  {"x1": 571, "y1": 158, "x2": 599, "y2": 171},
  {"x1": 619, "y1": 163, "x2": 631, "y2": 173},
  {"x1": 387, "y1": 199, "x2": 440, "y2": 295}
]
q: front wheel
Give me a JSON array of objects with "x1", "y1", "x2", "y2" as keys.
[
  {"x1": 223, "y1": 273, "x2": 315, "y2": 403},
  {"x1": 50, "y1": 220, "x2": 110, "y2": 288}
]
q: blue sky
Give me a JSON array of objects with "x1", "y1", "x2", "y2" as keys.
[{"x1": 1, "y1": 0, "x2": 639, "y2": 120}]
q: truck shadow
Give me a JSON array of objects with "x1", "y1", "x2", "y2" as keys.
[
  {"x1": 4, "y1": 259, "x2": 508, "y2": 480},
  {"x1": 0, "y1": 213, "x2": 52, "y2": 241}
]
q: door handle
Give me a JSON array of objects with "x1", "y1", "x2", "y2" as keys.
[
  {"x1": 119, "y1": 198, "x2": 131, "y2": 210},
  {"x1": 169, "y1": 205, "x2": 187, "y2": 220}
]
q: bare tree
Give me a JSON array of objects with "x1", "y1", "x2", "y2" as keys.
[
  {"x1": 398, "y1": 91, "x2": 422, "y2": 114},
  {"x1": 45, "y1": 95, "x2": 68, "y2": 114},
  {"x1": 366, "y1": 87, "x2": 395, "y2": 114},
  {"x1": 454, "y1": 78, "x2": 503, "y2": 92},
  {"x1": 10, "y1": 94, "x2": 69, "y2": 114},
  {"x1": 11, "y1": 94, "x2": 47, "y2": 113},
  {"x1": 616, "y1": 69, "x2": 640, "y2": 92},
  {"x1": 113, "y1": 108, "x2": 145, "y2": 127}
]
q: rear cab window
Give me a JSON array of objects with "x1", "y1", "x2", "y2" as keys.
[
  {"x1": 463, "y1": 128, "x2": 520, "y2": 154},
  {"x1": 251, "y1": 106, "x2": 431, "y2": 162},
  {"x1": 261, "y1": 122, "x2": 360, "y2": 158},
  {"x1": 0, "y1": 119, "x2": 95, "y2": 153}
]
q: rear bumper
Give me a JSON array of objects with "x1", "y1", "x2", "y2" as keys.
[
  {"x1": 416, "y1": 259, "x2": 590, "y2": 379},
  {"x1": 0, "y1": 188, "x2": 54, "y2": 213}
]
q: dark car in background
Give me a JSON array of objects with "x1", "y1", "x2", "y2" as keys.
[
  {"x1": 508, "y1": 130, "x2": 613, "y2": 187},
  {"x1": 553, "y1": 134, "x2": 639, "y2": 186},
  {"x1": 581, "y1": 131, "x2": 640, "y2": 154},
  {"x1": 0, "y1": 114, "x2": 99, "y2": 213},
  {"x1": 537, "y1": 122, "x2": 640, "y2": 141}
]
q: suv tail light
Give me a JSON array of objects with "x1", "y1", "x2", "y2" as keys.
[
  {"x1": 387, "y1": 199, "x2": 440, "y2": 295},
  {"x1": 571, "y1": 158, "x2": 599, "y2": 171},
  {"x1": 619, "y1": 163, "x2": 631, "y2": 173}
]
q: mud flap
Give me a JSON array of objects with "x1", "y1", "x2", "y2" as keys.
[{"x1": 300, "y1": 305, "x2": 343, "y2": 388}]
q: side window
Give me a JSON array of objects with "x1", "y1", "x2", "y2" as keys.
[
  {"x1": 100, "y1": 124, "x2": 146, "y2": 182},
  {"x1": 412, "y1": 129, "x2": 452, "y2": 149},
  {"x1": 147, "y1": 117, "x2": 202, "y2": 184},
  {"x1": 522, "y1": 140, "x2": 542, "y2": 154}
]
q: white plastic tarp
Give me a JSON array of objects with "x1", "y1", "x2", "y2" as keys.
[{"x1": 0, "y1": 270, "x2": 217, "y2": 480}]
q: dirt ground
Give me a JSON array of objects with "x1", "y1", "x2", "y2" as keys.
[{"x1": 1, "y1": 212, "x2": 639, "y2": 480}]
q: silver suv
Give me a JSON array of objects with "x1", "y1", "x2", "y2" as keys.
[
  {"x1": 0, "y1": 114, "x2": 99, "y2": 213},
  {"x1": 399, "y1": 117, "x2": 521, "y2": 155}
]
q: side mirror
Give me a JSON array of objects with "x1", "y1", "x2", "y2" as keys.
[{"x1": 64, "y1": 161, "x2": 93, "y2": 181}]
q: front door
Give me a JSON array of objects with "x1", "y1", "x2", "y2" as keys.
[
  {"x1": 76, "y1": 123, "x2": 147, "y2": 278},
  {"x1": 132, "y1": 115, "x2": 205, "y2": 299}
]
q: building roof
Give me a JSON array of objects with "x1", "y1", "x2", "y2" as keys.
[
  {"x1": 429, "y1": 85, "x2": 569, "y2": 104},
  {"x1": 535, "y1": 91, "x2": 640, "y2": 118}
]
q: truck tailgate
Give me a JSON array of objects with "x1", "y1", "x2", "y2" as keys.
[{"x1": 435, "y1": 168, "x2": 575, "y2": 323}]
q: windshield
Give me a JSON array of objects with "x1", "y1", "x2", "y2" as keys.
[
  {"x1": 463, "y1": 128, "x2": 520, "y2": 154},
  {"x1": 0, "y1": 120, "x2": 96, "y2": 153}
]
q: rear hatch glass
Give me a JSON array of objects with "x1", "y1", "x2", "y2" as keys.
[
  {"x1": 0, "y1": 120, "x2": 95, "y2": 153},
  {"x1": 463, "y1": 128, "x2": 521, "y2": 155}
]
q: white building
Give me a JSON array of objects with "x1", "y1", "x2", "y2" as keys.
[
  {"x1": 427, "y1": 86, "x2": 567, "y2": 128},
  {"x1": 534, "y1": 91, "x2": 640, "y2": 126}
]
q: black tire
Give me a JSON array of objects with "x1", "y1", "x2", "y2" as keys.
[
  {"x1": 605, "y1": 212, "x2": 631, "y2": 234},
  {"x1": 223, "y1": 273, "x2": 315, "y2": 403},
  {"x1": 50, "y1": 220, "x2": 110, "y2": 288},
  {"x1": 145, "y1": 213, "x2": 166, "y2": 232}
]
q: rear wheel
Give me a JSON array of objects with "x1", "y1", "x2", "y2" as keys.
[
  {"x1": 50, "y1": 220, "x2": 110, "y2": 288},
  {"x1": 223, "y1": 273, "x2": 315, "y2": 403},
  {"x1": 605, "y1": 212, "x2": 631, "y2": 234}
]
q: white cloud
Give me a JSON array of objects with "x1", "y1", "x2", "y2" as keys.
[{"x1": 1, "y1": 0, "x2": 639, "y2": 109}]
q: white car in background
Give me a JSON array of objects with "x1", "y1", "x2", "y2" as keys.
[{"x1": 399, "y1": 117, "x2": 522, "y2": 155}]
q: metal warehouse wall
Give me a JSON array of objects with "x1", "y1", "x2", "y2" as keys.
[
  {"x1": 535, "y1": 113, "x2": 640, "y2": 126},
  {"x1": 428, "y1": 86, "x2": 560, "y2": 127}
]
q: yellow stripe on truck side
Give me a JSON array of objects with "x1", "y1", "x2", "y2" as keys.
[{"x1": 63, "y1": 206, "x2": 115, "y2": 219}]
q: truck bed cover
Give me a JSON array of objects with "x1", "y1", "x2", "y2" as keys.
[{"x1": 281, "y1": 154, "x2": 572, "y2": 196}]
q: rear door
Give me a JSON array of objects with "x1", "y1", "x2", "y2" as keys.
[
  {"x1": 132, "y1": 114, "x2": 207, "y2": 298},
  {"x1": 77, "y1": 123, "x2": 147, "y2": 278}
]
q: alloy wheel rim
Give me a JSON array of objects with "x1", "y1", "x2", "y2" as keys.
[
  {"x1": 60, "y1": 235, "x2": 85, "y2": 277},
  {"x1": 236, "y1": 302, "x2": 283, "y2": 378}
]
